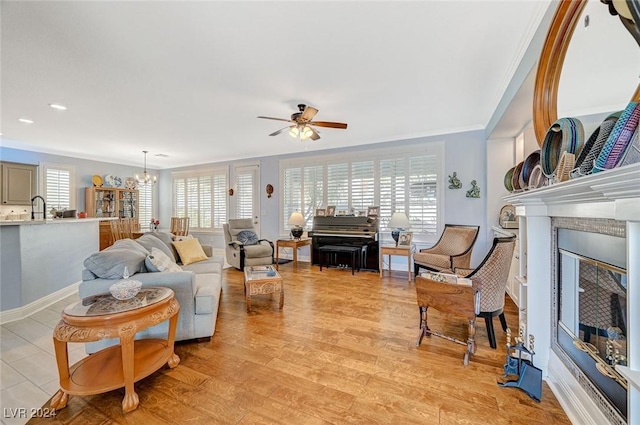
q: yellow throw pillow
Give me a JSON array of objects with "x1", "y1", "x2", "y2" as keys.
[{"x1": 172, "y1": 238, "x2": 208, "y2": 265}]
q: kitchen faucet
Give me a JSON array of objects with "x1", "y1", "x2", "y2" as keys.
[{"x1": 31, "y1": 195, "x2": 46, "y2": 221}]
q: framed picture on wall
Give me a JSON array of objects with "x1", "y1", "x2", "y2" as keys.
[
  {"x1": 326, "y1": 206, "x2": 336, "y2": 217},
  {"x1": 316, "y1": 208, "x2": 326, "y2": 216},
  {"x1": 499, "y1": 204, "x2": 518, "y2": 229},
  {"x1": 398, "y1": 231, "x2": 413, "y2": 247}
]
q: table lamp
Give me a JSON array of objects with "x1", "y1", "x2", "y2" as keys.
[
  {"x1": 288, "y1": 211, "x2": 305, "y2": 239},
  {"x1": 389, "y1": 212, "x2": 410, "y2": 245}
]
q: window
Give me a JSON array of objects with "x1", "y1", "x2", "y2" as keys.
[
  {"x1": 41, "y1": 163, "x2": 75, "y2": 210},
  {"x1": 280, "y1": 144, "x2": 443, "y2": 243},
  {"x1": 138, "y1": 182, "x2": 153, "y2": 228},
  {"x1": 172, "y1": 168, "x2": 228, "y2": 231}
]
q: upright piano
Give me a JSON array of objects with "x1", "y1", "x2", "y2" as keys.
[{"x1": 308, "y1": 216, "x2": 379, "y2": 271}]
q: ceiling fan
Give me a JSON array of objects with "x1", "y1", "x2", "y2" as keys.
[{"x1": 257, "y1": 104, "x2": 348, "y2": 141}]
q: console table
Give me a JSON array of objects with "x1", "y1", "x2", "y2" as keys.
[{"x1": 50, "y1": 287, "x2": 180, "y2": 413}]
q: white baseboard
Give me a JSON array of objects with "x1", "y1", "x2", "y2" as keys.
[
  {"x1": 546, "y1": 351, "x2": 609, "y2": 425},
  {"x1": 0, "y1": 281, "x2": 81, "y2": 325}
]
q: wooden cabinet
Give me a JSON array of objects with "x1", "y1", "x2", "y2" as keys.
[
  {"x1": 85, "y1": 187, "x2": 138, "y2": 218},
  {"x1": 86, "y1": 187, "x2": 139, "y2": 250},
  {"x1": 1, "y1": 161, "x2": 38, "y2": 205}
]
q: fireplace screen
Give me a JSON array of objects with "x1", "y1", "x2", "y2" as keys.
[{"x1": 557, "y1": 228, "x2": 627, "y2": 419}]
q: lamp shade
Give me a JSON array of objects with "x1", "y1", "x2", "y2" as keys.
[
  {"x1": 288, "y1": 211, "x2": 305, "y2": 227},
  {"x1": 389, "y1": 212, "x2": 410, "y2": 229}
]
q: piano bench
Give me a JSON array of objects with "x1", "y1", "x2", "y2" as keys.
[{"x1": 318, "y1": 245, "x2": 361, "y2": 275}]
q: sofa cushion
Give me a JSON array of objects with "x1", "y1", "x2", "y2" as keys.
[
  {"x1": 111, "y1": 238, "x2": 149, "y2": 255},
  {"x1": 174, "y1": 234, "x2": 194, "y2": 242},
  {"x1": 83, "y1": 248, "x2": 147, "y2": 279},
  {"x1": 137, "y1": 233, "x2": 176, "y2": 262},
  {"x1": 147, "y1": 248, "x2": 183, "y2": 273},
  {"x1": 148, "y1": 231, "x2": 180, "y2": 260},
  {"x1": 172, "y1": 238, "x2": 208, "y2": 265},
  {"x1": 182, "y1": 258, "x2": 222, "y2": 274},
  {"x1": 237, "y1": 230, "x2": 259, "y2": 245}
]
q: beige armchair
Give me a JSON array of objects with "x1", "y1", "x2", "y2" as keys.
[
  {"x1": 223, "y1": 218, "x2": 274, "y2": 270},
  {"x1": 414, "y1": 224, "x2": 479, "y2": 275}
]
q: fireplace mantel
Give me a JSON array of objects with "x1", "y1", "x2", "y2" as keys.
[
  {"x1": 504, "y1": 163, "x2": 640, "y2": 221},
  {"x1": 503, "y1": 163, "x2": 639, "y2": 425}
]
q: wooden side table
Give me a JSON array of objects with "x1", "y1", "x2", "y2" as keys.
[
  {"x1": 244, "y1": 266, "x2": 284, "y2": 312},
  {"x1": 50, "y1": 287, "x2": 180, "y2": 413},
  {"x1": 379, "y1": 244, "x2": 416, "y2": 282},
  {"x1": 275, "y1": 238, "x2": 311, "y2": 269}
]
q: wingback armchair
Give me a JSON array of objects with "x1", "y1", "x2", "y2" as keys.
[
  {"x1": 414, "y1": 224, "x2": 480, "y2": 275},
  {"x1": 454, "y1": 235, "x2": 516, "y2": 349},
  {"x1": 223, "y1": 218, "x2": 274, "y2": 270}
]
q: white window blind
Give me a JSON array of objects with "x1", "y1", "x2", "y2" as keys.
[
  {"x1": 172, "y1": 168, "x2": 227, "y2": 231},
  {"x1": 236, "y1": 172, "x2": 254, "y2": 219},
  {"x1": 42, "y1": 164, "x2": 74, "y2": 210},
  {"x1": 327, "y1": 163, "x2": 349, "y2": 213},
  {"x1": 138, "y1": 183, "x2": 153, "y2": 227},
  {"x1": 280, "y1": 144, "x2": 443, "y2": 242}
]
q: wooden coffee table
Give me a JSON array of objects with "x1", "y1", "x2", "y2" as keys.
[
  {"x1": 50, "y1": 287, "x2": 180, "y2": 413},
  {"x1": 243, "y1": 265, "x2": 284, "y2": 312}
]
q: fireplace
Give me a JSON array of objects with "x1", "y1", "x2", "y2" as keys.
[{"x1": 554, "y1": 224, "x2": 627, "y2": 421}]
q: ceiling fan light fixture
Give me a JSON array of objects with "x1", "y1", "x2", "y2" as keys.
[
  {"x1": 289, "y1": 126, "x2": 300, "y2": 138},
  {"x1": 301, "y1": 126, "x2": 313, "y2": 140}
]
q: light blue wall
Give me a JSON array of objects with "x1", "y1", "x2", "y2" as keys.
[
  {"x1": 160, "y1": 129, "x2": 489, "y2": 267},
  {"x1": 0, "y1": 147, "x2": 159, "y2": 217}
]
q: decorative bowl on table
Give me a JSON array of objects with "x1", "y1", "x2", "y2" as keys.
[{"x1": 109, "y1": 279, "x2": 142, "y2": 300}]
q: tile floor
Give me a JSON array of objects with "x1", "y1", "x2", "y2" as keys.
[{"x1": 1, "y1": 293, "x2": 86, "y2": 425}]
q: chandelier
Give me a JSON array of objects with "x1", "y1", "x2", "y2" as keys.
[{"x1": 136, "y1": 150, "x2": 157, "y2": 185}]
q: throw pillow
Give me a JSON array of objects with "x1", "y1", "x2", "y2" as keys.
[
  {"x1": 148, "y1": 231, "x2": 180, "y2": 261},
  {"x1": 172, "y1": 238, "x2": 208, "y2": 265},
  {"x1": 237, "y1": 230, "x2": 259, "y2": 246},
  {"x1": 83, "y1": 249, "x2": 146, "y2": 279},
  {"x1": 137, "y1": 233, "x2": 176, "y2": 262},
  {"x1": 147, "y1": 247, "x2": 182, "y2": 272}
]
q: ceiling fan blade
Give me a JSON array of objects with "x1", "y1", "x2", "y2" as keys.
[
  {"x1": 309, "y1": 128, "x2": 321, "y2": 140},
  {"x1": 257, "y1": 116, "x2": 294, "y2": 123},
  {"x1": 269, "y1": 126, "x2": 292, "y2": 136},
  {"x1": 308, "y1": 121, "x2": 348, "y2": 129},
  {"x1": 301, "y1": 106, "x2": 319, "y2": 121}
]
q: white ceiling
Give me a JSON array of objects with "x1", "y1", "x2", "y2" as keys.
[{"x1": 1, "y1": 1, "x2": 553, "y2": 169}]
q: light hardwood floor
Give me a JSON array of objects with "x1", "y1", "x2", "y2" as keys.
[{"x1": 29, "y1": 264, "x2": 570, "y2": 424}]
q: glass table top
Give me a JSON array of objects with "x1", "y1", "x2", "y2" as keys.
[{"x1": 63, "y1": 287, "x2": 172, "y2": 317}]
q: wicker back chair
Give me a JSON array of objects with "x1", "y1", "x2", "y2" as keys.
[
  {"x1": 170, "y1": 217, "x2": 190, "y2": 236},
  {"x1": 454, "y1": 235, "x2": 516, "y2": 349},
  {"x1": 414, "y1": 224, "x2": 480, "y2": 275}
]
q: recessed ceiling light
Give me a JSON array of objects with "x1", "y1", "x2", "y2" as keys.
[
  {"x1": 49, "y1": 103, "x2": 67, "y2": 110},
  {"x1": 18, "y1": 118, "x2": 34, "y2": 124}
]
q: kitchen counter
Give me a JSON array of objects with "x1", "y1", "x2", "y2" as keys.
[{"x1": 0, "y1": 217, "x2": 117, "y2": 226}]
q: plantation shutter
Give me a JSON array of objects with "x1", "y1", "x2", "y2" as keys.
[
  {"x1": 302, "y1": 165, "x2": 323, "y2": 227},
  {"x1": 379, "y1": 158, "x2": 406, "y2": 229},
  {"x1": 282, "y1": 167, "x2": 302, "y2": 229},
  {"x1": 43, "y1": 165, "x2": 74, "y2": 210},
  {"x1": 326, "y1": 163, "x2": 349, "y2": 213},
  {"x1": 172, "y1": 169, "x2": 227, "y2": 230},
  {"x1": 138, "y1": 183, "x2": 153, "y2": 227},
  {"x1": 350, "y1": 160, "x2": 375, "y2": 214},
  {"x1": 409, "y1": 155, "x2": 439, "y2": 236},
  {"x1": 236, "y1": 172, "x2": 253, "y2": 219}
]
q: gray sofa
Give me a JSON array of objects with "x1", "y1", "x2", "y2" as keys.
[{"x1": 79, "y1": 232, "x2": 223, "y2": 353}]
